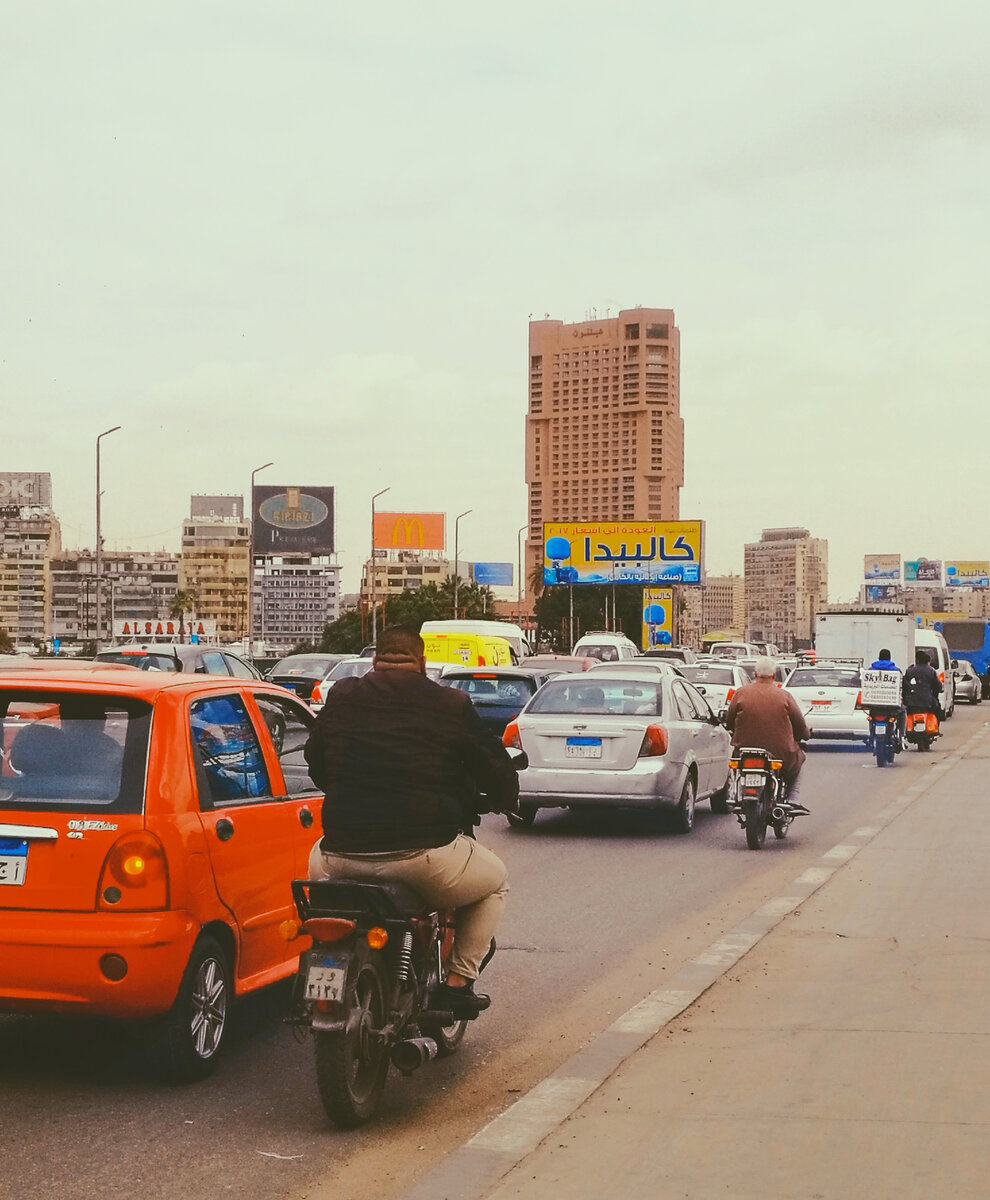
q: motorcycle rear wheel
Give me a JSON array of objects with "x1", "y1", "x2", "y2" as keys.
[
  {"x1": 743, "y1": 797, "x2": 767, "y2": 850},
  {"x1": 422, "y1": 1014, "x2": 468, "y2": 1057},
  {"x1": 315, "y1": 959, "x2": 389, "y2": 1128}
]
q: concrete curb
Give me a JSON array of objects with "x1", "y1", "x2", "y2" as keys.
[{"x1": 398, "y1": 723, "x2": 988, "y2": 1200}]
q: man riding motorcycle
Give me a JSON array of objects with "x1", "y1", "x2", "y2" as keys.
[
  {"x1": 725, "y1": 656, "x2": 811, "y2": 812},
  {"x1": 303, "y1": 624, "x2": 519, "y2": 1020},
  {"x1": 869, "y1": 647, "x2": 906, "y2": 746},
  {"x1": 903, "y1": 648, "x2": 943, "y2": 719}
]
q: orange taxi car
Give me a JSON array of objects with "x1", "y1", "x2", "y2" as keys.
[{"x1": 0, "y1": 667, "x2": 322, "y2": 1080}]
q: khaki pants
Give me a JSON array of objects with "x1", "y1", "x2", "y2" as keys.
[{"x1": 309, "y1": 835, "x2": 508, "y2": 981}]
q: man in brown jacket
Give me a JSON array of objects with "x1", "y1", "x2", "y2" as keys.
[{"x1": 725, "y1": 656, "x2": 811, "y2": 809}]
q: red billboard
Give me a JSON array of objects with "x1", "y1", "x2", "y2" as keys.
[{"x1": 373, "y1": 512, "x2": 446, "y2": 551}]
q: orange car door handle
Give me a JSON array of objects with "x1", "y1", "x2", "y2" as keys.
[
  {"x1": 299, "y1": 808, "x2": 314, "y2": 829},
  {"x1": 215, "y1": 818, "x2": 235, "y2": 842}
]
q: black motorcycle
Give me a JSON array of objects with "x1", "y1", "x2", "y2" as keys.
[
  {"x1": 728, "y1": 747, "x2": 806, "y2": 850},
  {"x1": 866, "y1": 707, "x2": 903, "y2": 767}
]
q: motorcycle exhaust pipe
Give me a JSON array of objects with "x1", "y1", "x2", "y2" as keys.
[
  {"x1": 771, "y1": 806, "x2": 786, "y2": 822},
  {"x1": 391, "y1": 1036, "x2": 439, "y2": 1074}
]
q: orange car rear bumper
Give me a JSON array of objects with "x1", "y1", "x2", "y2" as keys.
[{"x1": 0, "y1": 909, "x2": 200, "y2": 1019}]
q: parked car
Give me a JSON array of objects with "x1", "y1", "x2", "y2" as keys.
[
  {"x1": 503, "y1": 671, "x2": 731, "y2": 831},
  {"x1": 440, "y1": 667, "x2": 552, "y2": 737},
  {"x1": 951, "y1": 659, "x2": 982, "y2": 705},
  {"x1": 782, "y1": 662, "x2": 869, "y2": 742},
  {"x1": 265, "y1": 653, "x2": 357, "y2": 702},
  {"x1": 0, "y1": 666, "x2": 322, "y2": 1080},
  {"x1": 95, "y1": 643, "x2": 262, "y2": 679}
]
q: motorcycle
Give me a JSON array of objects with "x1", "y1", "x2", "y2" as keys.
[
  {"x1": 285, "y1": 751, "x2": 527, "y2": 1127},
  {"x1": 903, "y1": 709, "x2": 940, "y2": 752},
  {"x1": 728, "y1": 747, "x2": 806, "y2": 850},
  {"x1": 866, "y1": 707, "x2": 903, "y2": 767}
]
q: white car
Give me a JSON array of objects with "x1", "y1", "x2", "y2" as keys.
[
  {"x1": 677, "y1": 662, "x2": 749, "y2": 715},
  {"x1": 310, "y1": 658, "x2": 375, "y2": 711},
  {"x1": 783, "y1": 662, "x2": 869, "y2": 742},
  {"x1": 503, "y1": 671, "x2": 731, "y2": 831}
]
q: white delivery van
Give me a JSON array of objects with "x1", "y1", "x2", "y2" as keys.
[
  {"x1": 419, "y1": 620, "x2": 529, "y2": 661},
  {"x1": 571, "y1": 631, "x2": 640, "y2": 662},
  {"x1": 814, "y1": 611, "x2": 915, "y2": 671},
  {"x1": 915, "y1": 627, "x2": 955, "y2": 718}
]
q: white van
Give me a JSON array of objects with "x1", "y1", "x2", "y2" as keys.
[
  {"x1": 571, "y1": 631, "x2": 640, "y2": 663},
  {"x1": 419, "y1": 620, "x2": 529, "y2": 662},
  {"x1": 915, "y1": 628, "x2": 955, "y2": 718}
]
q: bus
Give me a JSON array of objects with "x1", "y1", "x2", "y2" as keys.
[{"x1": 936, "y1": 619, "x2": 990, "y2": 696}]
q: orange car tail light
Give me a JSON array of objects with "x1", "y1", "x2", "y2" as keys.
[
  {"x1": 303, "y1": 917, "x2": 357, "y2": 943},
  {"x1": 639, "y1": 725, "x2": 668, "y2": 756},
  {"x1": 98, "y1": 832, "x2": 169, "y2": 911},
  {"x1": 503, "y1": 721, "x2": 521, "y2": 749},
  {"x1": 725, "y1": 688, "x2": 735, "y2": 705},
  {"x1": 310, "y1": 682, "x2": 321, "y2": 701}
]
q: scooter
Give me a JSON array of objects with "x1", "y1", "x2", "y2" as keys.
[
  {"x1": 728, "y1": 747, "x2": 807, "y2": 850},
  {"x1": 904, "y1": 709, "x2": 940, "y2": 752},
  {"x1": 866, "y1": 707, "x2": 904, "y2": 767}
]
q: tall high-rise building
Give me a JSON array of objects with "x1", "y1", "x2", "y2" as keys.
[
  {"x1": 744, "y1": 527, "x2": 828, "y2": 651},
  {"x1": 525, "y1": 308, "x2": 683, "y2": 590},
  {"x1": 0, "y1": 472, "x2": 62, "y2": 647},
  {"x1": 180, "y1": 495, "x2": 250, "y2": 641},
  {"x1": 679, "y1": 574, "x2": 745, "y2": 648}
]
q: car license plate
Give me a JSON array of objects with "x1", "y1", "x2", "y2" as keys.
[
  {"x1": 0, "y1": 838, "x2": 27, "y2": 886},
  {"x1": 743, "y1": 773, "x2": 764, "y2": 787},
  {"x1": 565, "y1": 737, "x2": 602, "y2": 758},
  {"x1": 305, "y1": 954, "x2": 347, "y2": 1003}
]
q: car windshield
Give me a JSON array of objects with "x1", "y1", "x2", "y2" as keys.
[
  {"x1": 328, "y1": 660, "x2": 374, "y2": 680},
  {"x1": 0, "y1": 691, "x2": 152, "y2": 813},
  {"x1": 680, "y1": 666, "x2": 735, "y2": 685},
  {"x1": 94, "y1": 650, "x2": 179, "y2": 672},
  {"x1": 526, "y1": 678, "x2": 661, "y2": 716},
  {"x1": 446, "y1": 676, "x2": 535, "y2": 707},
  {"x1": 788, "y1": 669, "x2": 861, "y2": 689}
]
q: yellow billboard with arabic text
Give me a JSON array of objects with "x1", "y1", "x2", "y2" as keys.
[{"x1": 543, "y1": 521, "x2": 704, "y2": 586}]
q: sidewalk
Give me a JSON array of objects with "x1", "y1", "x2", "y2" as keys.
[{"x1": 474, "y1": 724, "x2": 990, "y2": 1200}]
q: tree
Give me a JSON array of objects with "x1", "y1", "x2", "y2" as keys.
[
  {"x1": 169, "y1": 588, "x2": 198, "y2": 643},
  {"x1": 0, "y1": 626, "x2": 14, "y2": 654},
  {"x1": 534, "y1": 584, "x2": 644, "y2": 651}
]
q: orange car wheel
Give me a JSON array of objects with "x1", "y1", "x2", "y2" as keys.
[{"x1": 152, "y1": 935, "x2": 232, "y2": 1082}]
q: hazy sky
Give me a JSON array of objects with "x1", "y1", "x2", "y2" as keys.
[{"x1": 3, "y1": 1, "x2": 988, "y2": 602}]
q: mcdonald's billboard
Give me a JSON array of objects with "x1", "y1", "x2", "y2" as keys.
[{"x1": 373, "y1": 512, "x2": 446, "y2": 551}]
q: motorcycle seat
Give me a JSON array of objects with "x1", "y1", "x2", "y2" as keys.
[{"x1": 301, "y1": 877, "x2": 433, "y2": 920}]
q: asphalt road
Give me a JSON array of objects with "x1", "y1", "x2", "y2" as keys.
[{"x1": 3, "y1": 705, "x2": 982, "y2": 1200}]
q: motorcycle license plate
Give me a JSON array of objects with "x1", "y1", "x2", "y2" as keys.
[
  {"x1": 913, "y1": 719, "x2": 926, "y2": 731},
  {"x1": 0, "y1": 838, "x2": 27, "y2": 886},
  {"x1": 743, "y1": 773, "x2": 764, "y2": 787},
  {"x1": 305, "y1": 954, "x2": 347, "y2": 1003}
]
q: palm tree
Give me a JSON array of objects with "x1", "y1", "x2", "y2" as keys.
[{"x1": 169, "y1": 588, "x2": 198, "y2": 644}]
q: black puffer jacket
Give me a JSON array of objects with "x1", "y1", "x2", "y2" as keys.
[
  {"x1": 304, "y1": 666, "x2": 519, "y2": 853},
  {"x1": 902, "y1": 662, "x2": 942, "y2": 713}
]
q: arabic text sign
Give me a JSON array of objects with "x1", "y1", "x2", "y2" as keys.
[
  {"x1": 642, "y1": 587, "x2": 674, "y2": 651},
  {"x1": 543, "y1": 521, "x2": 704, "y2": 586},
  {"x1": 904, "y1": 559, "x2": 942, "y2": 584},
  {"x1": 865, "y1": 584, "x2": 900, "y2": 603},
  {"x1": 945, "y1": 561, "x2": 990, "y2": 588},
  {"x1": 864, "y1": 554, "x2": 901, "y2": 581},
  {"x1": 373, "y1": 512, "x2": 445, "y2": 551},
  {"x1": 861, "y1": 669, "x2": 902, "y2": 707}
]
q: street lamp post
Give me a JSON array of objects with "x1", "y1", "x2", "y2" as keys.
[
  {"x1": 370, "y1": 488, "x2": 390, "y2": 645},
  {"x1": 249, "y1": 462, "x2": 274, "y2": 661},
  {"x1": 95, "y1": 425, "x2": 121, "y2": 651},
  {"x1": 453, "y1": 509, "x2": 472, "y2": 618},
  {"x1": 517, "y1": 524, "x2": 527, "y2": 607}
]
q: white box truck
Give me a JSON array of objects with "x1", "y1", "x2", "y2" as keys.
[{"x1": 814, "y1": 610, "x2": 915, "y2": 671}]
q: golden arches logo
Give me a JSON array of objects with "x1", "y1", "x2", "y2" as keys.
[{"x1": 391, "y1": 517, "x2": 425, "y2": 547}]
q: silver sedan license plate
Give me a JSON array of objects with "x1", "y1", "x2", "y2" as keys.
[{"x1": 565, "y1": 737, "x2": 602, "y2": 759}]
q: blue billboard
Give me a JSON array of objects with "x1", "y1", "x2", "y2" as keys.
[{"x1": 472, "y1": 562, "x2": 514, "y2": 587}]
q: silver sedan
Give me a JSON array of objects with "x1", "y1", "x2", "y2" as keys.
[{"x1": 503, "y1": 672, "x2": 731, "y2": 832}]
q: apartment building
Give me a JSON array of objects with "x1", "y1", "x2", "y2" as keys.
[
  {"x1": 744, "y1": 527, "x2": 828, "y2": 651},
  {"x1": 180, "y1": 495, "x2": 250, "y2": 641},
  {"x1": 256, "y1": 557, "x2": 342, "y2": 651},
  {"x1": 50, "y1": 550, "x2": 180, "y2": 645},
  {"x1": 525, "y1": 308, "x2": 683, "y2": 590},
  {"x1": 0, "y1": 472, "x2": 62, "y2": 647},
  {"x1": 679, "y1": 574, "x2": 745, "y2": 649}
]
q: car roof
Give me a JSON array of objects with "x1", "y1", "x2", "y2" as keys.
[
  {"x1": 0, "y1": 668, "x2": 299, "y2": 702},
  {"x1": 588, "y1": 661, "x2": 683, "y2": 675}
]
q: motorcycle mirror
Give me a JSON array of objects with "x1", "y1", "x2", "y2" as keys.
[{"x1": 506, "y1": 747, "x2": 529, "y2": 771}]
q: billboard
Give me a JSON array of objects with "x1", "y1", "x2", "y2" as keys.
[
  {"x1": 114, "y1": 618, "x2": 217, "y2": 639},
  {"x1": 472, "y1": 562, "x2": 513, "y2": 587},
  {"x1": 543, "y1": 521, "x2": 704, "y2": 586},
  {"x1": 0, "y1": 472, "x2": 52, "y2": 509},
  {"x1": 945, "y1": 561, "x2": 990, "y2": 588},
  {"x1": 864, "y1": 554, "x2": 901, "y2": 581},
  {"x1": 865, "y1": 584, "x2": 900, "y2": 603},
  {"x1": 642, "y1": 587, "x2": 674, "y2": 651},
  {"x1": 904, "y1": 558, "x2": 942, "y2": 584},
  {"x1": 252, "y1": 485, "x2": 334, "y2": 555},
  {"x1": 191, "y1": 494, "x2": 244, "y2": 521},
  {"x1": 373, "y1": 512, "x2": 445, "y2": 552}
]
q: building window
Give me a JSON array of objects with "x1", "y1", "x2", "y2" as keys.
[
  {"x1": 646, "y1": 323, "x2": 668, "y2": 339},
  {"x1": 624, "y1": 323, "x2": 639, "y2": 340}
]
